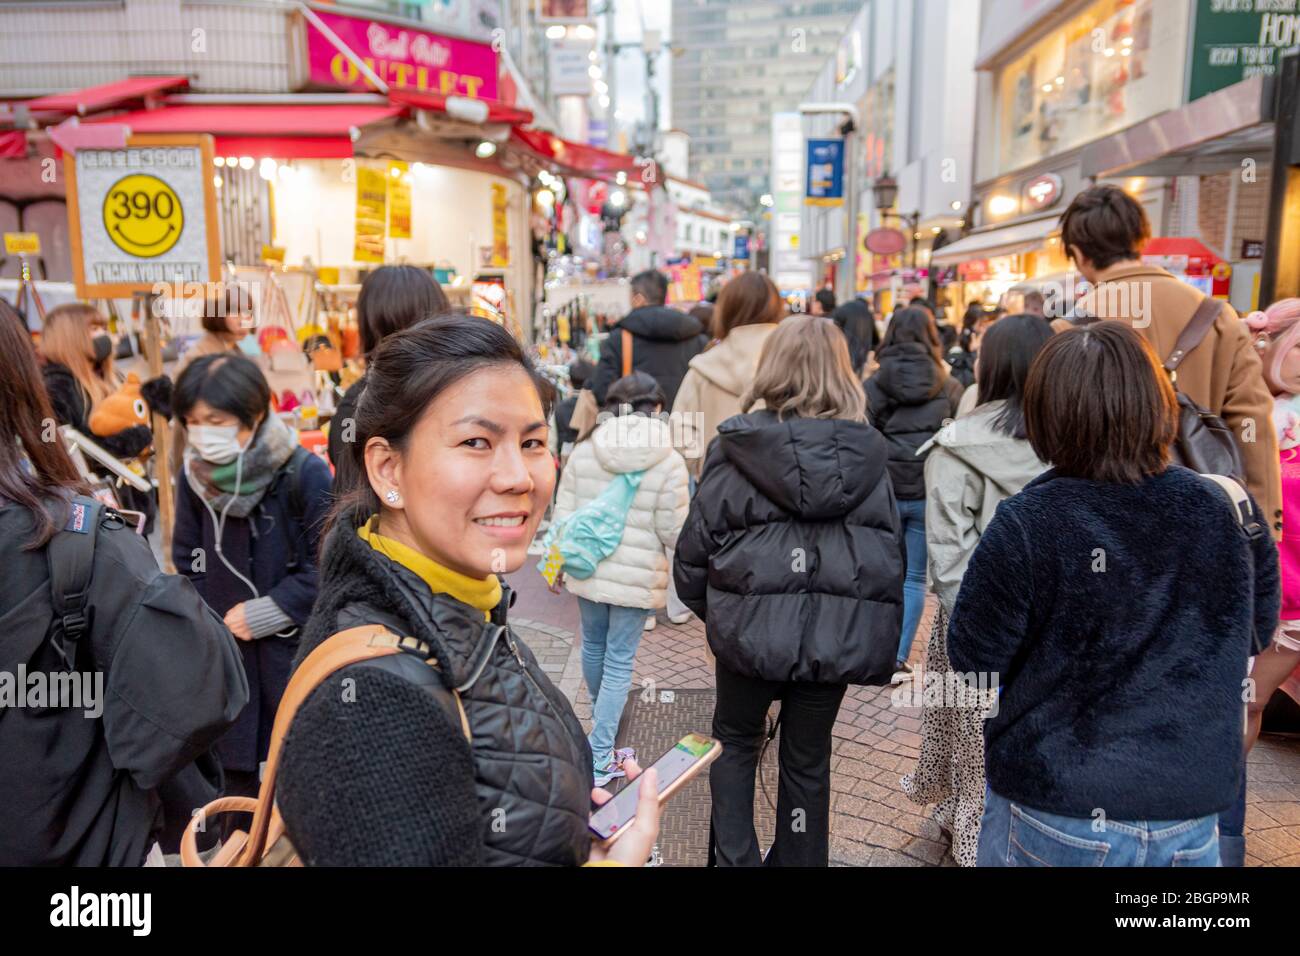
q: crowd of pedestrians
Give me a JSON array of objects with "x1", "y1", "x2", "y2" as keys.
[{"x1": 0, "y1": 184, "x2": 1294, "y2": 869}]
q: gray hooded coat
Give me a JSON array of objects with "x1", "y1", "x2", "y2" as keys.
[{"x1": 922, "y1": 400, "x2": 1047, "y2": 612}]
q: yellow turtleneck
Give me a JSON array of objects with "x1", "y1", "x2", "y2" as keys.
[{"x1": 358, "y1": 517, "x2": 501, "y2": 620}]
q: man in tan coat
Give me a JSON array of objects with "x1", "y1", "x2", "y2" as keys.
[{"x1": 1064, "y1": 185, "x2": 1281, "y2": 536}]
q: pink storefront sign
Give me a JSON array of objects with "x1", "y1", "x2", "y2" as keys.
[{"x1": 306, "y1": 9, "x2": 498, "y2": 100}]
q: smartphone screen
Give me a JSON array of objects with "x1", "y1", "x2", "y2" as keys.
[{"x1": 588, "y1": 733, "x2": 717, "y2": 841}]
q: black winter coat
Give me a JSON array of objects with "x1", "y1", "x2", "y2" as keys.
[
  {"x1": 0, "y1": 498, "x2": 246, "y2": 865},
  {"x1": 278, "y1": 513, "x2": 594, "y2": 866},
  {"x1": 171, "y1": 450, "x2": 333, "y2": 773},
  {"x1": 948, "y1": 466, "x2": 1280, "y2": 820},
  {"x1": 864, "y1": 343, "x2": 964, "y2": 499},
  {"x1": 591, "y1": 305, "x2": 708, "y2": 408},
  {"x1": 42, "y1": 363, "x2": 153, "y2": 461},
  {"x1": 674, "y1": 411, "x2": 905, "y2": 685}
]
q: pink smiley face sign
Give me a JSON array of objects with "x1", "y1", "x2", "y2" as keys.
[{"x1": 306, "y1": 9, "x2": 498, "y2": 100}]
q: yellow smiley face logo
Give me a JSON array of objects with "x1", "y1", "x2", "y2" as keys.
[{"x1": 102, "y1": 174, "x2": 184, "y2": 258}]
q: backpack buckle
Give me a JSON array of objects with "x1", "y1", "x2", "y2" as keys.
[{"x1": 61, "y1": 610, "x2": 88, "y2": 641}]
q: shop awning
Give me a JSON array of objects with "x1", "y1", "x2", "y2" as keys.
[
  {"x1": 388, "y1": 89, "x2": 532, "y2": 126},
  {"x1": 510, "y1": 126, "x2": 638, "y2": 178},
  {"x1": 929, "y1": 215, "x2": 1059, "y2": 267},
  {"x1": 0, "y1": 130, "x2": 26, "y2": 158},
  {"x1": 24, "y1": 75, "x2": 189, "y2": 116},
  {"x1": 86, "y1": 103, "x2": 404, "y2": 158},
  {"x1": 1141, "y1": 237, "x2": 1223, "y2": 267},
  {"x1": 1081, "y1": 76, "x2": 1273, "y2": 179}
]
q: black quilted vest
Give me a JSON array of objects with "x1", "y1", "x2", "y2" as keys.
[{"x1": 288, "y1": 516, "x2": 593, "y2": 866}]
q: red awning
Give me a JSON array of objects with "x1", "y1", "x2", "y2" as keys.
[
  {"x1": 388, "y1": 89, "x2": 532, "y2": 126},
  {"x1": 510, "y1": 126, "x2": 638, "y2": 178},
  {"x1": 0, "y1": 130, "x2": 26, "y2": 158},
  {"x1": 86, "y1": 103, "x2": 403, "y2": 158},
  {"x1": 1141, "y1": 237, "x2": 1223, "y2": 265},
  {"x1": 24, "y1": 76, "x2": 189, "y2": 116}
]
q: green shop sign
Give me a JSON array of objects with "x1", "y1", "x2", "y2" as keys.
[{"x1": 1189, "y1": 0, "x2": 1300, "y2": 101}]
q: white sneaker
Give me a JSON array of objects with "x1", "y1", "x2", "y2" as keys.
[
  {"x1": 643, "y1": 616, "x2": 657, "y2": 631},
  {"x1": 668, "y1": 610, "x2": 693, "y2": 625}
]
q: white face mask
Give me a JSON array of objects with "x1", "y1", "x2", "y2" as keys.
[{"x1": 188, "y1": 424, "x2": 244, "y2": 465}]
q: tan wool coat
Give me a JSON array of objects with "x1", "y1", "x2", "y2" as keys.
[
  {"x1": 1077, "y1": 262, "x2": 1281, "y2": 536},
  {"x1": 670, "y1": 323, "x2": 777, "y2": 479}
]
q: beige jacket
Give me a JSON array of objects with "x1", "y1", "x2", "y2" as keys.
[
  {"x1": 1077, "y1": 262, "x2": 1281, "y2": 537},
  {"x1": 671, "y1": 323, "x2": 777, "y2": 479}
]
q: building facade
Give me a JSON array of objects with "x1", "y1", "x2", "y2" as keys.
[{"x1": 671, "y1": 0, "x2": 860, "y2": 213}]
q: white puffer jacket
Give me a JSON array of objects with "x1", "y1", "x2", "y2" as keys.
[{"x1": 554, "y1": 414, "x2": 690, "y2": 610}]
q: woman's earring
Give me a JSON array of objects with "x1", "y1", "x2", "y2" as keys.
[{"x1": 385, "y1": 489, "x2": 401, "y2": 505}]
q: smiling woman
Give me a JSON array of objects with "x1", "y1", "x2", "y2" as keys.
[{"x1": 276, "y1": 312, "x2": 662, "y2": 866}]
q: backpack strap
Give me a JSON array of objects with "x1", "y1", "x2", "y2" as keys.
[
  {"x1": 180, "y1": 624, "x2": 469, "y2": 867},
  {"x1": 1165, "y1": 296, "x2": 1225, "y2": 373},
  {"x1": 1201, "y1": 473, "x2": 1264, "y2": 538},
  {"x1": 279, "y1": 445, "x2": 313, "y2": 524},
  {"x1": 46, "y1": 496, "x2": 102, "y2": 670},
  {"x1": 621, "y1": 328, "x2": 634, "y2": 378}
]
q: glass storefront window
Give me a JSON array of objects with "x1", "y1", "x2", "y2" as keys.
[{"x1": 995, "y1": 0, "x2": 1188, "y2": 175}]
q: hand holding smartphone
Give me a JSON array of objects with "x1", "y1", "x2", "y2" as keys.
[{"x1": 588, "y1": 733, "x2": 722, "y2": 850}]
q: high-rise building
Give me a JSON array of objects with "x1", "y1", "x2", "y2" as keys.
[{"x1": 671, "y1": 0, "x2": 861, "y2": 212}]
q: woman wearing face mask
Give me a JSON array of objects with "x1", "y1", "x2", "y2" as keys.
[
  {"x1": 39, "y1": 303, "x2": 153, "y2": 463},
  {"x1": 276, "y1": 313, "x2": 661, "y2": 866},
  {"x1": 171, "y1": 354, "x2": 333, "y2": 809}
]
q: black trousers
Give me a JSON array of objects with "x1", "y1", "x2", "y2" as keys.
[{"x1": 709, "y1": 661, "x2": 847, "y2": 866}]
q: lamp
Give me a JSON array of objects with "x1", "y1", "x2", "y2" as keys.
[{"x1": 872, "y1": 175, "x2": 898, "y2": 211}]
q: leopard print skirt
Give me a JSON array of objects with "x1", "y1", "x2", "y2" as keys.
[{"x1": 900, "y1": 604, "x2": 988, "y2": 868}]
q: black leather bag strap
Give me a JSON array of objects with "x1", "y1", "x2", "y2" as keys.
[
  {"x1": 1165, "y1": 296, "x2": 1224, "y2": 373},
  {"x1": 46, "y1": 496, "x2": 102, "y2": 670}
]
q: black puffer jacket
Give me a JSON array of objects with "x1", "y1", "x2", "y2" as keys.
[
  {"x1": 278, "y1": 514, "x2": 593, "y2": 866},
  {"x1": 591, "y1": 305, "x2": 708, "y2": 408},
  {"x1": 673, "y1": 411, "x2": 905, "y2": 685},
  {"x1": 864, "y1": 343, "x2": 964, "y2": 499}
]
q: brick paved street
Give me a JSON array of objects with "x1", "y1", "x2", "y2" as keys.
[{"x1": 508, "y1": 571, "x2": 1300, "y2": 867}]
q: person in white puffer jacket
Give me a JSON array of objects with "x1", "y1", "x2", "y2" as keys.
[{"x1": 554, "y1": 372, "x2": 690, "y2": 784}]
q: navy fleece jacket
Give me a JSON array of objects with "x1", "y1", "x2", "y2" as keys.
[{"x1": 947, "y1": 465, "x2": 1279, "y2": 821}]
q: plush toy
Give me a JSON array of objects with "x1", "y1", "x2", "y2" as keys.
[{"x1": 89, "y1": 373, "x2": 150, "y2": 437}]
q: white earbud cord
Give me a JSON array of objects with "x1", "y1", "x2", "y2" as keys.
[{"x1": 197, "y1": 442, "x2": 260, "y2": 601}]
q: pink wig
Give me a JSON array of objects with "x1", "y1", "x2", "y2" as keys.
[{"x1": 1246, "y1": 298, "x2": 1300, "y2": 395}]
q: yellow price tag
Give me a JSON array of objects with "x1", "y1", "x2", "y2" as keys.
[{"x1": 4, "y1": 232, "x2": 40, "y2": 255}]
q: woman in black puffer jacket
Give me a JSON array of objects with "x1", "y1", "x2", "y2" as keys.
[
  {"x1": 864, "y1": 307, "x2": 964, "y2": 680},
  {"x1": 675, "y1": 315, "x2": 905, "y2": 867}
]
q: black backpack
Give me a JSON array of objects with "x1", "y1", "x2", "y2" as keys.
[
  {"x1": 1164, "y1": 297, "x2": 1246, "y2": 483},
  {"x1": 47, "y1": 495, "x2": 223, "y2": 854}
]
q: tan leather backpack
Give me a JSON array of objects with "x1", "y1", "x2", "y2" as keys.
[{"x1": 180, "y1": 625, "x2": 469, "y2": 867}]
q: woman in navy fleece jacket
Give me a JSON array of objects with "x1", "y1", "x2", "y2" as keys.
[{"x1": 948, "y1": 321, "x2": 1279, "y2": 867}]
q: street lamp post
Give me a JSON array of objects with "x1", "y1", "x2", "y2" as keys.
[
  {"x1": 872, "y1": 174, "x2": 921, "y2": 270},
  {"x1": 799, "y1": 101, "x2": 860, "y2": 306}
]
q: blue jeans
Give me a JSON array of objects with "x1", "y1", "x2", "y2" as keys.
[
  {"x1": 577, "y1": 597, "x2": 649, "y2": 769},
  {"x1": 977, "y1": 787, "x2": 1220, "y2": 867},
  {"x1": 1218, "y1": 766, "x2": 1247, "y2": 867},
  {"x1": 896, "y1": 498, "x2": 927, "y2": 664}
]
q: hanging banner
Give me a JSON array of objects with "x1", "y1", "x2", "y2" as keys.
[
  {"x1": 491, "y1": 182, "x2": 509, "y2": 267},
  {"x1": 305, "y1": 8, "x2": 498, "y2": 99},
  {"x1": 1189, "y1": 0, "x2": 1300, "y2": 101},
  {"x1": 387, "y1": 161, "x2": 411, "y2": 239},
  {"x1": 64, "y1": 133, "x2": 220, "y2": 298},
  {"x1": 354, "y1": 165, "x2": 387, "y2": 263},
  {"x1": 805, "y1": 138, "x2": 845, "y2": 207}
]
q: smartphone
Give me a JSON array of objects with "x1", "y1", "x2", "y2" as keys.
[{"x1": 588, "y1": 732, "x2": 722, "y2": 847}]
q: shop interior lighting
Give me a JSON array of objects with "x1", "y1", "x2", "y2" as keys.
[
  {"x1": 988, "y1": 194, "x2": 1018, "y2": 216},
  {"x1": 259, "y1": 158, "x2": 277, "y2": 180},
  {"x1": 213, "y1": 175, "x2": 222, "y2": 190},
  {"x1": 475, "y1": 140, "x2": 497, "y2": 159},
  {"x1": 588, "y1": 65, "x2": 602, "y2": 79},
  {"x1": 594, "y1": 80, "x2": 608, "y2": 94},
  {"x1": 536, "y1": 187, "x2": 555, "y2": 208},
  {"x1": 1055, "y1": 76, "x2": 1065, "y2": 86},
  {"x1": 546, "y1": 25, "x2": 565, "y2": 39},
  {"x1": 760, "y1": 193, "x2": 775, "y2": 207},
  {"x1": 213, "y1": 156, "x2": 225, "y2": 167},
  {"x1": 931, "y1": 226, "x2": 942, "y2": 234},
  {"x1": 609, "y1": 188, "x2": 627, "y2": 208},
  {"x1": 616, "y1": 171, "x2": 627, "y2": 185},
  {"x1": 588, "y1": 50, "x2": 599, "y2": 61},
  {"x1": 573, "y1": 24, "x2": 596, "y2": 40},
  {"x1": 1103, "y1": 48, "x2": 1115, "y2": 57},
  {"x1": 238, "y1": 156, "x2": 254, "y2": 170},
  {"x1": 1041, "y1": 83, "x2": 1053, "y2": 93},
  {"x1": 1121, "y1": 47, "x2": 1131, "y2": 56},
  {"x1": 950, "y1": 200, "x2": 962, "y2": 210},
  {"x1": 277, "y1": 164, "x2": 294, "y2": 182},
  {"x1": 599, "y1": 95, "x2": 611, "y2": 109}
]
